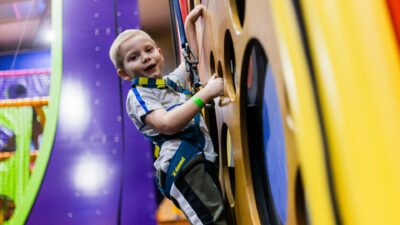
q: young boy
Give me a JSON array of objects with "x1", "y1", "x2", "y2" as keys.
[{"x1": 109, "y1": 5, "x2": 227, "y2": 225}]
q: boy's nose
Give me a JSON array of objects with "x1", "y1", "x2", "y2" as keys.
[{"x1": 142, "y1": 54, "x2": 150, "y2": 63}]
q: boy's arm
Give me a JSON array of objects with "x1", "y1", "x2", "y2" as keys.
[
  {"x1": 185, "y1": 5, "x2": 204, "y2": 59},
  {"x1": 178, "y1": 5, "x2": 205, "y2": 80},
  {"x1": 144, "y1": 5, "x2": 216, "y2": 135},
  {"x1": 142, "y1": 74, "x2": 222, "y2": 135}
]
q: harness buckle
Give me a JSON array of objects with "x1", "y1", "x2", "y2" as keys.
[{"x1": 182, "y1": 43, "x2": 204, "y2": 93}]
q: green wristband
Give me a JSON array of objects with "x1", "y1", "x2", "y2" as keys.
[{"x1": 191, "y1": 95, "x2": 205, "y2": 108}]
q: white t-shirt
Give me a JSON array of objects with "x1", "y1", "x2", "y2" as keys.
[{"x1": 126, "y1": 67, "x2": 217, "y2": 172}]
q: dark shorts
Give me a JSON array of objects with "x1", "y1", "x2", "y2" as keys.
[{"x1": 157, "y1": 154, "x2": 227, "y2": 225}]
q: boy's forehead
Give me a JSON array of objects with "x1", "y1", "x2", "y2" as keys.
[{"x1": 122, "y1": 34, "x2": 155, "y2": 51}]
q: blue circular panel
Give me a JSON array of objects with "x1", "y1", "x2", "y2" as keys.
[{"x1": 263, "y1": 64, "x2": 288, "y2": 224}]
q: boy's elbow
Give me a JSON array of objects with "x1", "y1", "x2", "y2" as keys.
[
  {"x1": 146, "y1": 110, "x2": 180, "y2": 135},
  {"x1": 159, "y1": 126, "x2": 179, "y2": 135},
  {"x1": 161, "y1": 130, "x2": 178, "y2": 136},
  {"x1": 158, "y1": 122, "x2": 180, "y2": 135}
]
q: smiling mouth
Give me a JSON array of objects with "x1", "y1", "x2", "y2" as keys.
[{"x1": 144, "y1": 64, "x2": 156, "y2": 71}]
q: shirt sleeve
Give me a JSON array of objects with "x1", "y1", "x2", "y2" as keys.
[
  {"x1": 165, "y1": 66, "x2": 189, "y2": 90},
  {"x1": 126, "y1": 87, "x2": 163, "y2": 127}
]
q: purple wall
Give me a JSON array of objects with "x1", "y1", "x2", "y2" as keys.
[
  {"x1": 26, "y1": 1, "x2": 157, "y2": 224},
  {"x1": 114, "y1": 1, "x2": 158, "y2": 224}
]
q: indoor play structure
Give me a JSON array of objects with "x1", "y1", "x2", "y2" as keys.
[{"x1": 0, "y1": 0, "x2": 399, "y2": 225}]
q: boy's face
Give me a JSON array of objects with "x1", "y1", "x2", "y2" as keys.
[{"x1": 117, "y1": 34, "x2": 164, "y2": 80}]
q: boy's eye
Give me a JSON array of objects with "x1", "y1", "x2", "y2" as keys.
[
  {"x1": 146, "y1": 48, "x2": 152, "y2": 52},
  {"x1": 130, "y1": 55, "x2": 137, "y2": 61}
]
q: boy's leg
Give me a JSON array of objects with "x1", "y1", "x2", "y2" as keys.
[{"x1": 170, "y1": 156, "x2": 227, "y2": 225}]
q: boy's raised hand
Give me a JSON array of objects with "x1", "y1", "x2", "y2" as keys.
[
  {"x1": 182, "y1": 5, "x2": 206, "y2": 79},
  {"x1": 204, "y1": 73, "x2": 224, "y2": 98},
  {"x1": 186, "y1": 5, "x2": 206, "y2": 23}
]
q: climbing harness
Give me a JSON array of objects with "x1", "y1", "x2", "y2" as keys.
[
  {"x1": 132, "y1": 76, "x2": 193, "y2": 97},
  {"x1": 182, "y1": 43, "x2": 203, "y2": 92},
  {"x1": 132, "y1": 77, "x2": 207, "y2": 198},
  {"x1": 153, "y1": 113, "x2": 205, "y2": 199},
  {"x1": 171, "y1": 0, "x2": 203, "y2": 93}
]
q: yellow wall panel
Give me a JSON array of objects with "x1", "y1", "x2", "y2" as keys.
[{"x1": 301, "y1": 0, "x2": 400, "y2": 224}]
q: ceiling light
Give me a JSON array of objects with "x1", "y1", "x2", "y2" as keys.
[{"x1": 46, "y1": 30, "x2": 54, "y2": 42}]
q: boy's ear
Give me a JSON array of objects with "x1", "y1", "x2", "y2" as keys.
[
  {"x1": 158, "y1": 48, "x2": 164, "y2": 63},
  {"x1": 117, "y1": 69, "x2": 132, "y2": 81}
]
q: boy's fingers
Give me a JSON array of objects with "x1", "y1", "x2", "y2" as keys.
[
  {"x1": 194, "y1": 5, "x2": 205, "y2": 16},
  {"x1": 195, "y1": 5, "x2": 205, "y2": 11},
  {"x1": 199, "y1": 5, "x2": 205, "y2": 13}
]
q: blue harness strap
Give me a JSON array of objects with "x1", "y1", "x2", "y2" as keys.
[
  {"x1": 132, "y1": 77, "x2": 193, "y2": 116},
  {"x1": 156, "y1": 113, "x2": 205, "y2": 198},
  {"x1": 132, "y1": 77, "x2": 193, "y2": 97},
  {"x1": 171, "y1": 0, "x2": 187, "y2": 46},
  {"x1": 145, "y1": 113, "x2": 204, "y2": 198},
  {"x1": 132, "y1": 77, "x2": 206, "y2": 198}
]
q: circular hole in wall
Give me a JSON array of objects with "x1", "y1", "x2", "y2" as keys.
[
  {"x1": 240, "y1": 39, "x2": 288, "y2": 225},
  {"x1": 229, "y1": 0, "x2": 245, "y2": 29},
  {"x1": 224, "y1": 30, "x2": 236, "y2": 93},
  {"x1": 210, "y1": 51, "x2": 216, "y2": 75},
  {"x1": 217, "y1": 61, "x2": 223, "y2": 78},
  {"x1": 295, "y1": 169, "x2": 309, "y2": 225},
  {"x1": 221, "y1": 124, "x2": 235, "y2": 205}
]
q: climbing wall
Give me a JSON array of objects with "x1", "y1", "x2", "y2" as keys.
[
  {"x1": 193, "y1": 1, "x2": 305, "y2": 224},
  {"x1": 185, "y1": 0, "x2": 400, "y2": 225}
]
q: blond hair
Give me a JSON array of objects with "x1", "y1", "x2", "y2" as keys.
[{"x1": 109, "y1": 29, "x2": 157, "y2": 70}]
